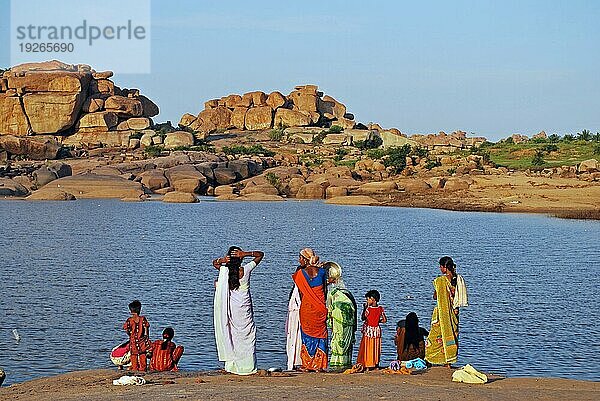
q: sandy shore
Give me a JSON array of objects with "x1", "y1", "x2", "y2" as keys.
[{"x1": 1, "y1": 368, "x2": 598, "y2": 401}]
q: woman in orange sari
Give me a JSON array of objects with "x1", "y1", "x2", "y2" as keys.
[{"x1": 292, "y1": 248, "x2": 328, "y2": 372}]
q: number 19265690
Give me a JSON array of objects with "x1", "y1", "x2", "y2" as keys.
[{"x1": 19, "y1": 42, "x2": 74, "y2": 52}]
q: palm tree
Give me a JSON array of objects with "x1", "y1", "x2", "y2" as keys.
[
  {"x1": 548, "y1": 134, "x2": 560, "y2": 143},
  {"x1": 577, "y1": 129, "x2": 592, "y2": 141}
]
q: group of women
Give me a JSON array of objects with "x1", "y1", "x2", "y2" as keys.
[{"x1": 212, "y1": 247, "x2": 467, "y2": 375}]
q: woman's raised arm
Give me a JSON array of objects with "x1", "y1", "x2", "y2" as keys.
[{"x1": 230, "y1": 249, "x2": 264, "y2": 265}]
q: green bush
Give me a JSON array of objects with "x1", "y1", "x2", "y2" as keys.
[
  {"x1": 265, "y1": 172, "x2": 283, "y2": 192},
  {"x1": 531, "y1": 149, "x2": 546, "y2": 166},
  {"x1": 412, "y1": 146, "x2": 429, "y2": 158},
  {"x1": 328, "y1": 125, "x2": 343, "y2": 134},
  {"x1": 366, "y1": 149, "x2": 386, "y2": 159},
  {"x1": 222, "y1": 144, "x2": 275, "y2": 157},
  {"x1": 333, "y1": 147, "x2": 349, "y2": 162},
  {"x1": 593, "y1": 143, "x2": 600, "y2": 155},
  {"x1": 504, "y1": 137, "x2": 514, "y2": 144},
  {"x1": 144, "y1": 145, "x2": 164, "y2": 158},
  {"x1": 354, "y1": 135, "x2": 383, "y2": 150},
  {"x1": 540, "y1": 144, "x2": 559, "y2": 153},
  {"x1": 312, "y1": 132, "x2": 328, "y2": 144},
  {"x1": 425, "y1": 159, "x2": 441, "y2": 170},
  {"x1": 383, "y1": 144, "x2": 412, "y2": 174},
  {"x1": 269, "y1": 127, "x2": 285, "y2": 141}
]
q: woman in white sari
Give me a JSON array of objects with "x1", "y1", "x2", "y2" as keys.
[{"x1": 213, "y1": 246, "x2": 264, "y2": 375}]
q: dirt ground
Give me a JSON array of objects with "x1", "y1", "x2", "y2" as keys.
[{"x1": 1, "y1": 368, "x2": 598, "y2": 401}]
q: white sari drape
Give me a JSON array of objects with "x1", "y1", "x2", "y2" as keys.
[
  {"x1": 286, "y1": 285, "x2": 302, "y2": 370},
  {"x1": 213, "y1": 262, "x2": 257, "y2": 375}
]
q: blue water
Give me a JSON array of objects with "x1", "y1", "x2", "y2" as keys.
[{"x1": 0, "y1": 199, "x2": 599, "y2": 385}]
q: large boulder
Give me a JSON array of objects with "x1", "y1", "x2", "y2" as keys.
[
  {"x1": 77, "y1": 111, "x2": 119, "y2": 130},
  {"x1": 197, "y1": 106, "x2": 232, "y2": 131},
  {"x1": 325, "y1": 195, "x2": 379, "y2": 206},
  {"x1": 240, "y1": 183, "x2": 279, "y2": 196},
  {"x1": 231, "y1": 107, "x2": 247, "y2": 130},
  {"x1": 33, "y1": 166, "x2": 58, "y2": 187},
  {"x1": 139, "y1": 169, "x2": 169, "y2": 191},
  {"x1": 23, "y1": 92, "x2": 85, "y2": 134},
  {"x1": 104, "y1": 95, "x2": 143, "y2": 117},
  {"x1": 0, "y1": 95, "x2": 30, "y2": 136},
  {"x1": 27, "y1": 188, "x2": 76, "y2": 201},
  {"x1": 578, "y1": 159, "x2": 598, "y2": 173},
  {"x1": 0, "y1": 135, "x2": 61, "y2": 160},
  {"x1": 165, "y1": 164, "x2": 206, "y2": 183},
  {"x1": 162, "y1": 191, "x2": 198, "y2": 203},
  {"x1": 0, "y1": 178, "x2": 29, "y2": 197},
  {"x1": 173, "y1": 178, "x2": 204, "y2": 193},
  {"x1": 214, "y1": 167, "x2": 237, "y2": 185},
  {"x1": 244, "y1": 106, "x2": 273, "y2": 130},
  {"x1": 357, "y1": 181, "x2": 398, "y2": 195},
  {"x1": 296, "y1": 182, "x2": 325, "y2": 199},
  {"x1": 266, "y1": 91, "x2": 286, "y2": 109},
  {"x1": 41, "y1": 174, "x2": 144, "y2": 199},
  {"x1": 274, "y1": 109, "x2": 311, "y2": 127},
  {"x1": 164, "y1": 131, "x2": 194, "y2": 149},
  {"x1": 443, "y1": 177, "x2": 471, "y2": 191},
  {"x1": 139, "y1": 95, "x2": 159, "y2": 118},
  {"x1": 317, "y1": 95, "x2": 346, "y2": 119}
]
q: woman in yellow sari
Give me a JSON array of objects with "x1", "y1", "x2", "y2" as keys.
[{"x1": 425, "y1": 256, "x2": 467, "y2": 367}]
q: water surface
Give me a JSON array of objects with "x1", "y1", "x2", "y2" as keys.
[{"x1": 0, "y1": 199, "x2": 598, "y2": 384}]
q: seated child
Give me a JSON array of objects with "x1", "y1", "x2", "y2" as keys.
[
  {"x1": 150, "y1": 327, "x2": 184, "y2": 372},
  {"x1": 394, "y1": 312, "x2": 429, "y2": 361}
]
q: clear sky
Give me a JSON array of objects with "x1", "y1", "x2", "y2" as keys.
[{"x1": 1, "y1": 0, "x2": 599, "y2": 141}]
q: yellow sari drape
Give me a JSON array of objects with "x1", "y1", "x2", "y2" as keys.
[{"x1": 425, "y1": 275, "x2": 459, "y2": 365}]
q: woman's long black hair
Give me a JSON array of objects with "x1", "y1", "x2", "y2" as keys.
[
  {"x1": 403, "y1": 312, "x2": 423, "y2": 351},
  {"x1": 439, "y1": 256, "x2": 457, "y2": 287},
  {"x1": 226, "y1": 246, "x2": 243, "y2": 291}
]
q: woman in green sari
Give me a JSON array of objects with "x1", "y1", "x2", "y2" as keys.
[
  {"x1": 425, "y1": 256, "x2": 466, "y2": 367},
  {"x1": 325, "y1": 262, "x2": 357, "y2": 371}
]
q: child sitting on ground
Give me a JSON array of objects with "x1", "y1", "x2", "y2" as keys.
[
  {"x1": 150, "y1": 327, "x2": 185, "y2": 371},
  {"x1": 123, "y1": 300, "x2": 151, "y2": 371},
  {"x1": 356, "y1": 290, "x2": 387, "y2": 370},
  {"x1": 394, "y1": 312, "x2": 429, "y2": 361}
]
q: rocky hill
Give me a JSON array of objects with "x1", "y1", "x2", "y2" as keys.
[{"x1": 0, "y1": 60, "x2": 159, "y2": 158}]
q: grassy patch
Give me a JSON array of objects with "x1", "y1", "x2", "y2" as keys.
[{"x1": 486, "y1": 141, "x2": 598, "y2": 169}]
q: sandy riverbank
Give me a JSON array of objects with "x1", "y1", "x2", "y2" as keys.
[{"x1": 0, "y1": 368, "x2": 598, "y2": 401}]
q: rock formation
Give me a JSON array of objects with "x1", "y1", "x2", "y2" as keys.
[
  {"x1": 178, "y1": 84, "x2": 356, "y2": 134},
  {"x1": 0, "y1": 60, "x2": 159, "y2": 155}
]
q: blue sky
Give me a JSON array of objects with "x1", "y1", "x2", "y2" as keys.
[{"x1": 1, "y1": 0, "x2": 599, "y2": 141}]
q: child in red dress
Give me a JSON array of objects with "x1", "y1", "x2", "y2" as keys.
[
  {"x1": 123, "y1": 300, "x2": 151, "y2": 371},
  {"x1": 356, "y1": 290, "x2": 387, "y2": 370},
  {"x1": 150, "y1": 327, "x2": 185, "y2": 371}
]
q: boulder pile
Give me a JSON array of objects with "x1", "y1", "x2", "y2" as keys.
[
  {"x1": 178, "y1": 84, "x2": 357, "y2": 135},
  {"x1": 0, "y1": 60, "x2": 159, "y2": 153}
]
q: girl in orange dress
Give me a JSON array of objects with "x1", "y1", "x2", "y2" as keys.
[
  {"x1": 150, "y1": 327, "x2": 184, "y2": 371},
  {"x1": 356, "y1": 290, "x2": 387, "y2": 370}
]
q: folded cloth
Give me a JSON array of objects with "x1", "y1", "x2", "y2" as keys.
[
  {"x1": 112, "y1": 375, "x2": 146, "y2": 386},
  {"x1": 389, "y1": 360, "x2": 402, "y2": 371},
  {"x1": 405, "y1": 358, "x2": 427, "y2": 370},
  {"x1": 453, "y1": 274, "x2": 469, "y2": 309},
  {"x1": 452, "y1": 364, "x2": 487, "y2": 384}
]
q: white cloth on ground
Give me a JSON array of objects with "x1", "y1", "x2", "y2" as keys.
[
  {"x1": 453, "y1": 274, "x2": 469, "y2": 309},
  {"x1": 112, "y1": 375, "x2": 146, "y2": 386},
  {"x1": 286, "y1": 285, "x2": 302, "y2": 371}
]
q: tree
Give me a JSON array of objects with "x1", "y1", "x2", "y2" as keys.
[
  {"x1": 548, "y1": 134, "x2": 560, "y2": 143},
  {"x1": 577, "y1": 129, "x2": 592, "y2": 141},
  {"x1": 531, "y1": 150, "x2": 546, "y2": 166}
]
